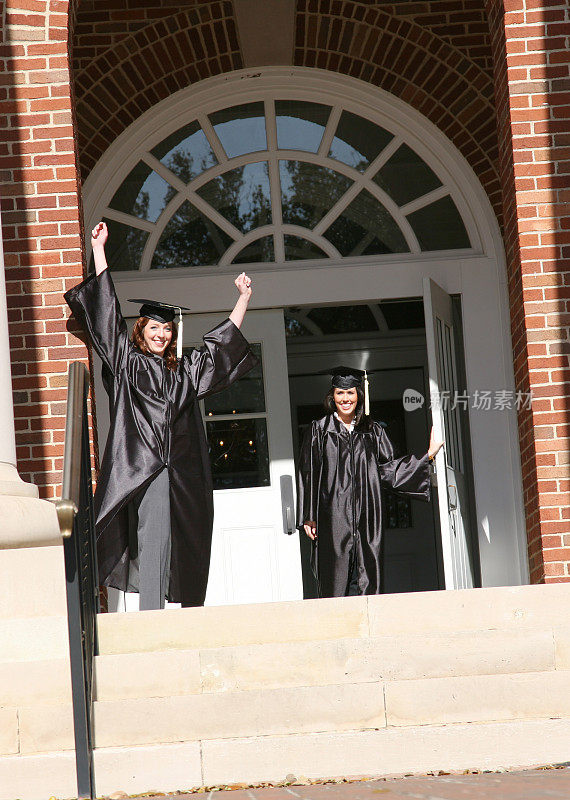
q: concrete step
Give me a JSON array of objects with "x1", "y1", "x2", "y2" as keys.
[
  {"x1": 96, "y1": 584, "x2": 570, "y2": 655},
  {"x1": 91, "y1": 626, "x2": 569, "y2": 702},
  {"x1": 11, "y1": 668, "x2": 570, "y2": 756},
  {"x1": 0, "y1": 615, "x2": 69, "y2": 663},
  {"x1": 3, "y1": 717, "x2": 570, "y2": 800}
]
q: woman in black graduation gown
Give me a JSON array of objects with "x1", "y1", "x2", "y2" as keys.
[
  {"x1": 297, "y1": 367, "x2": 443, "y2": 598},
  {"x1": 65, "y1": 222, "x2": 258, "y2": 609}
]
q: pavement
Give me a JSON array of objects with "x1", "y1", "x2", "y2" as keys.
[{"x1": 136, "y1": 764, "x2": 570, "y2": 800}]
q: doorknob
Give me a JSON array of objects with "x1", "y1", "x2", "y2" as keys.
[{"x1": 280, "y1": 474, "x2": 296, "y2": 535}]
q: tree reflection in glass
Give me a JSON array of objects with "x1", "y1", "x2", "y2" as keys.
[
  {"x1": 100, "y1": 217, "x2": 149, "y2": 272},
  {"x1": 232, "y1": 236, "x2": 275, "y2": 264},
  {"x1": 324, "y1": 190, "x2": 409, "y2": 256},
  {"x1": 280, "y1": 161, "x2": 352, "y2": 229},
  {"x1": 197, "y1": 162, "x2": 272, "y2": 234},
  {"x1": 109, "y1": 161, "x2": 172, "y2": 223},
  {"x1": 151, "y1": 201, "x2": 233, "y2": 268},
  {"x1": 151, "y1": 121, "x2": 217, "y2": 183}
]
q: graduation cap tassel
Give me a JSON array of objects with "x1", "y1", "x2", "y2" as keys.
[
  {"x1": 364, "y1": 370, "x2": 370, "y2": 417},
  {"x1": 177, "y1": 309, "x2": 183, "y2": 361}
]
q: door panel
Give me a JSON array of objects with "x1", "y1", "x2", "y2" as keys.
[
  {"x1": 423, "y1": 278, "x2": 475, "y2": 589},
  {"x1": 183, "y1": 308, "x2": 303, "y2": 606}
]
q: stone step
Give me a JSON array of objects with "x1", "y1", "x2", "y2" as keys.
[
  {"x1": 3, "y1": 718, "x2": 570, "y2": 800},
  {"x1": 91, "y1": 626, "x2": 569, "y2": 702},
  {"x1": 96, "y1": 584, "x2": 570, "y2": 655},
  {"x1": 3, "y1": 623, "x2": 566, "y2": 709},
  {"x1": 0, "y1": 615, "x2": 69, "y2": 663},
  {"x1": 11, "y1": 669, "x2": 570, "y2": 756}
]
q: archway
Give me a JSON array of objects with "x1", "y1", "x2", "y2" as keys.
[{"x1": 83, "y1": 68, "x2": 528, "y2": 597}]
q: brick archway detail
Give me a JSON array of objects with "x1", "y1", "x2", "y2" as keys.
[
  {"x1": 293, "y1": 1, "x2": 502, "y2": 224},
  {"x1": 74, "y1": 3, "x2": 242, "y2": 178}
]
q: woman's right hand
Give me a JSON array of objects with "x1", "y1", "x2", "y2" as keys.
[
  {"x1": 91, "y1": 222, "x2": 109, "y2": 275},
  {"x1": 304, "y1": 521, "x2": 317, "y2": 540},
  {"x1": 91, "y1": 221, "x2": 108, "y2": 250}
]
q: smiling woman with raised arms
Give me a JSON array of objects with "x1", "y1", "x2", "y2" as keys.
[
  {"x1": 65, "y1": 222, "x2": 257, "y2": 610},
  {"x1": 297, "y1": 366, "x2": 443, "y2": 598}
]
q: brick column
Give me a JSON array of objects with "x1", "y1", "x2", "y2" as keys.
[
  {"x1": 1, "y1": 0, "x2": 89, "y2": 500},
  {"x1": 486, "y1": 0, "x2": 570, "y2": 582}
]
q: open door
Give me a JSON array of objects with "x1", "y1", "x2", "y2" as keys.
[
  {"x1": 183, "y1": 308, "x2": 303, "y2": 606},
  {"x1": 424, "y1": 278, "x2": 476, "y2": 590}
]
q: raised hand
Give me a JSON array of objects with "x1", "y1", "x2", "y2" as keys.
[
  {"x1": 91, "y1": 221, "x2": 108, "y2": 250},
  {"x1": 234, "y1": 271, "x2": 252, "y2": 300},
  {"x1": 91, "y1": 221, "x2": 109, "y2": 275}
]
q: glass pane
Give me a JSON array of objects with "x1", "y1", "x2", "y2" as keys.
[
  {"x1": 407, "y1": 195, "x2": 470, "y2": 251},
  {"x1": 232, "y1": 236, "x2": 275, "y2": 264},
  {"x1": 276, "y1": 100, "x2": 331, "y2": 152},
  {"x1": 373, "y1": 144, "x2": 442, "y2": 207},
  {"x1": 196, "y1": 162, "x2": 272, "y2": 234},
  {"x1": 323, "y1": 190, "x2": 409, "y2": 256},
  {"x1": 379, "y1": 301, "x2": 425, "y2": 330},
  {"x1": 151, "y1": 201, "x2": 233, "y2": 269},
  {"x1": 109, "y1": 161, "x2": 173, "y2": 222},
  {"x1": 280, "y1": 160, "x2": 352, "y2": 229},
  {"x1": 102, "y1": 217, "x2": 149, "y2": 272},
  {"x1": 204, "y1": 343, "x2": 265, "y2": 415},
  {"x1": 284, "y1": 235, "x2": 328, "y2": 261},
  {"x1": 284, "y1": 313, "x2": 313, "y2": 337},
  {"x1": 209, "y1": 102, "x2": 266, "y2": 158},
  {"x1": 329, "y1": 111, "x2": 394, "y2": 172},
  {"x1": 207, "y1": 418, "x2": 270, "y2": 489},
  {"x1": 150, "y1": 121, "x2": 217, "y2": 183},
  {"x1": 307, "y1": 305, "x2": 379, "y2": 335}
]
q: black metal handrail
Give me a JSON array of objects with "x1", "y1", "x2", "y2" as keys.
[{"x1": 55, "y1": 361, "x2": 99, "y2": 800}]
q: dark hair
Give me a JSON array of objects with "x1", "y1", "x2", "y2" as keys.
[
  {"x1": 324, "y1": 385, "x2": 372, "y2": 431},
  {"x1": 131, "y1": 317, "x2": 178, "y2": 371}
]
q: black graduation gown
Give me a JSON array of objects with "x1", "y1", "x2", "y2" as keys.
[
  {"x1": 64, "y1": 270, "x2": 258, "y2": 606},
  {"x1": 296, "y1": 414, "x2": 431, "y2": 598}
]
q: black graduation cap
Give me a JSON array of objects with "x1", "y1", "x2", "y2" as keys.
[
  {"x1": 325, "y1": 366, "x2": 370, "y2": 415},
  {"x1": 129, "y1": 298, "x2": 191, "y2": 359}
]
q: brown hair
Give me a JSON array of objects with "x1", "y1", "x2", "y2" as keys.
[
  {"x1": 131, "y1": 317, "x2": 178, "y2": 371},
  {"x1": 323, "y1": 385, "x2": 372, "y2": 431}
]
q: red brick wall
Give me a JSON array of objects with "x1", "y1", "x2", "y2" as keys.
[
  {"x1": 486, "y1": 0, "x2": 570, "y2": 583},
  {"x1": 1, "y1": 0, "x2": 89, "y2": 500}
]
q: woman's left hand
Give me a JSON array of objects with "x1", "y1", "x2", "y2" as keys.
[
  {"x1": 428, "y1": 427, "x2": 444, "y2": 460},
  {"x1": 235, "y1": 272, "x2": 252, "y2": 300}
]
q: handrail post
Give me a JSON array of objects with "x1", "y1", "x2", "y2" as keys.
[{"x1": 55, "y1": 361, "x2": 99, "y2": 800}]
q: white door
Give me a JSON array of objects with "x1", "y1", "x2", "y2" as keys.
[
  {"x1": 424, "y1": 278, "x2": 475, "y2": 589},
  {"x1": 183, "y1": 308, "x2": 303, "y2": 605}
]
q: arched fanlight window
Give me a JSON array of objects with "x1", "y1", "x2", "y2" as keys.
[{"x1": 100, "y1": 100, "x2": 471, "y2": 272}]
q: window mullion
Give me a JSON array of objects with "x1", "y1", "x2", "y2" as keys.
[
  {"x1": 187, "y1": 189, "x2": 242, "y2": 241},
  {"x1": 142, "y1": 153, "x2": 188, "y2": 193},
  {"x1": 400, "y1": 185, "x2": 450, "y2": 217},
  {"x1": 265, "y1": 100, "x2": 284, "y2": 262},
  {"x1": 318, "y1": 106, "x2": 341, "y2": 157},
  {"x1": 198, "y1": 114, "x2": 228, "y2": 165}
]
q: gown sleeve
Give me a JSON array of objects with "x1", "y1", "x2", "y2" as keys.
[
  {"x1": 375, "y1": 423, "x2": 431, "y2": 501},
  {"x1": 185, "y1": 318, "x2": 258, "y2": 399},
  {"x1": 64, "y1": 270, "x2": 129, "y2": 376},
  {"x1": 296, "y1": 420, "x2": 322, "y2": 527}
]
